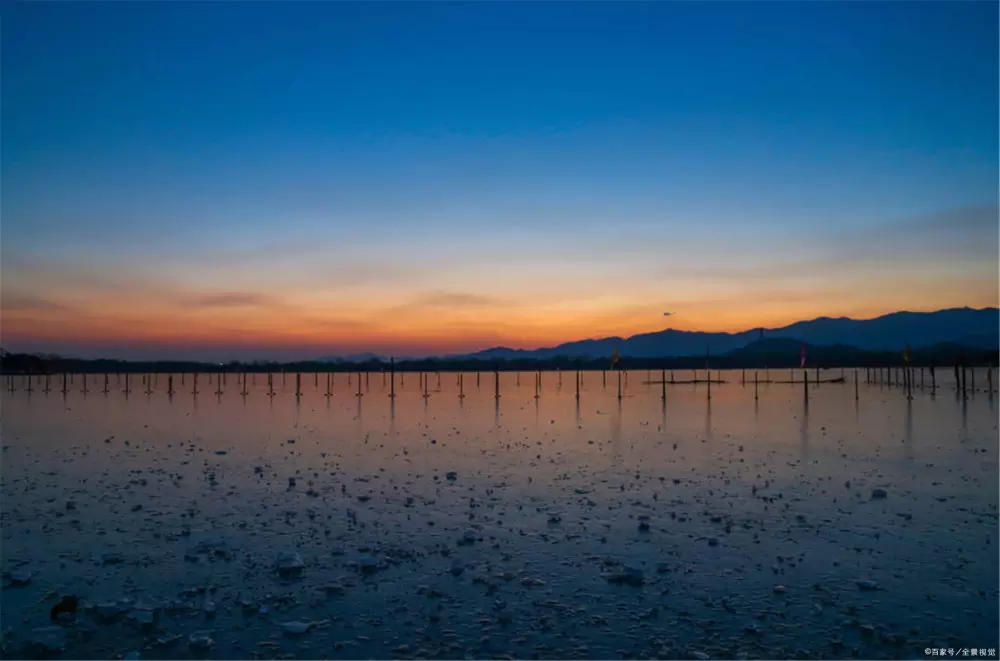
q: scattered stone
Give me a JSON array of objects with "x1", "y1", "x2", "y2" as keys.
[
  {"x1": 450, "y1": 560, "x2": 466, "y2": 577},
  {"x1": 774, "y1": 585, "x2": 787, "y2": 594},
  {"x1": 446, "y1": 471, "x2": 458, "y2": 481},
  {"x1": 276, "y1": 551, "x2": 305, "y2": 578},
  {"x1": 50, "y1": 595, "x2": 79, "y2": 621},
  {"x1": 357, "y1": 555, "x2": 379, "y2": 573},
  {"x1": 188, "y1": 633, "x2": 214, "y2": 652},
  {"x1": 102, "y1": 552, "x2": 124, "y2": 565},
  {"x1": 638, "y1": 521, "x2": 650, "y2": 532},
  {"x1": 708, "y1": 538, "x2": 719, "y2": 547},
  {"x1": 871, "y1": 488, "x2": 888, "y2": 500},
  {"x1": 9, "y1": 570, "x2": 32, "y2": 586},
  {"x1": 606, "y1": 566, "x2": 645, "y2": 587},
  {"x1": 857, "y1": 580, "x2": 879, "y2": 591},
  {"x1": 281, "y1": 621, "x2": 313, "y2": 636}
]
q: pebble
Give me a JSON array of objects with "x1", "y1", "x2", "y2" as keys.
[
  {"x1": 857, "y1": 580, "x2": 879, "y2": 591},
  {"x1": 281, "y1": 621, "x2": 312, "y2": 635},
  {"x1": 9, "y1": 570, "x2": 32, "y2": 586},
  {"x1": 774, "y1": 585, "x2": 787, "y2": 594},
  {"x1": 871, "y1": 488, "x2": 888, "y2": 500},
  {"x1": 188, "y1": 633, "x2": 215, "y2": 651},
  {"x1": 358, "y1": 554, "x2": 380, "y2": 573},
  {"x1": 276, "y1": 551, "x2": 305, "y2": 577},
  {"x1": 606, "y1": 566, "x2": 645, "y2": 587}
]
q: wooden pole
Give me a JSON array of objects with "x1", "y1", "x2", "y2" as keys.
[
  {"x1": 931, "y1": 366, "x2": 936, "y2": 391},
  {"x1": 495, "y1": 369, "x2": 500, "y2": 399},
  {"x1": 741, "y1": 368, "x2": 745, "y2": 385},
  {"x1": 459, "y1": 373, "x2": 465, "y2": 399},
  {"x1": 602, "y1": 370, "x2": 606, "y2": 388},
  {"x1": 168, "y1": 375, "x2": 174, "y2": 395},
  {"x1": 576, "y1": 370, "x2": 580, "y2": 400},
  {"x1": 295, "y1": 373, "x2": 301, "y2": 397},
  {"x1": 803, "y1": 370, "x2": 808, "y2": 401},
  {"x1": 358, "y1": 372, "x2": 363, "y2": 397},
  {"x1": 707, "y1": 370, "x2": 711, "y2": 400},
  {"x1": 754, "y1": 370, "x2": 759, "y2": 400},
  {"x1": 854, "y1": 369, "x2": 859, "y2": 401},
  {"x1": 389, "y1": 358, "x2": 395, "y2": 399},
  {"x1": 661, "y1": 369, "x2": 666, "y2": 402},
  {"x1": 617, "y1": 369, "x2": 622, "y2": 400}
]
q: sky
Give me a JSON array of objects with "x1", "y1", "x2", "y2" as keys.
[{"x1": 3, "y1": 1, "x2": 998, "y2": 361}]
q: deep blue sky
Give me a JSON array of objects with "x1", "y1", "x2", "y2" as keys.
[{"x1": 3, "y1": 1, "x2": 998, "y2": 360}]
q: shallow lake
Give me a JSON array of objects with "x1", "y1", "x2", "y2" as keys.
[{"x1": 2, "y1": 369, "x2": 997, "y2": 660}]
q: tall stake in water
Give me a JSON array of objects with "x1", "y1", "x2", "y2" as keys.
[
  {"x1": 855, "y1": 369, "x2": 859, "y2": 401},
  {"x1": 661, "y1": 369, "x2": 666, "y2": 402},
  {"x1": 494, "y1": 369, "x2": 500, "y2": 399},
  {"x1": 389, "y1": 358, "x2": 395, "y2": 399}
]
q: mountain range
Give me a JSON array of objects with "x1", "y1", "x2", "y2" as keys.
[{"x1": 456, "y1": 307, "x2": 998, "y2": 361}]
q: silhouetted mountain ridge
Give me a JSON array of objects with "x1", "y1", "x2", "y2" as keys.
[{"x1": 458, "y1": 307, "x2": 998, "y2": 360}]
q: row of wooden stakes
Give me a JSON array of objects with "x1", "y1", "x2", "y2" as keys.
[{"x1": 3, "y1": 366, "x2": 994, "y2": 402}]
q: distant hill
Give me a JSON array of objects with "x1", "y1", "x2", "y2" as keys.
[
  {"x1": 458, "y1": 307, "x2": 999, "y2": 360},
  {"x1": 315, "y1": 353, "x2": 385, "y2": 363}
]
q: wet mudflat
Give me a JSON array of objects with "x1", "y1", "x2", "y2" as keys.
[{"x1": 2, "y1": 370, "x2": 997, "y2": 660}]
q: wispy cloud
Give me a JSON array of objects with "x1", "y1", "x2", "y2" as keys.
[
  {"x1": 1, "y1": 293, "x2": 71, "y2": 312},
  {"x1": 185, "y1": 292, "x2": 285, "y2": 308}
]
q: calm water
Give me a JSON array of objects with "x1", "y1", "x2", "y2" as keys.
[{"x1": 2, "y1": 370, "x2": 997, "y2": 660}]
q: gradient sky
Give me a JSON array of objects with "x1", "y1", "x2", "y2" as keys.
[{"x1": 3, "y1": 1, "x2": 998, "y2": 361}]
